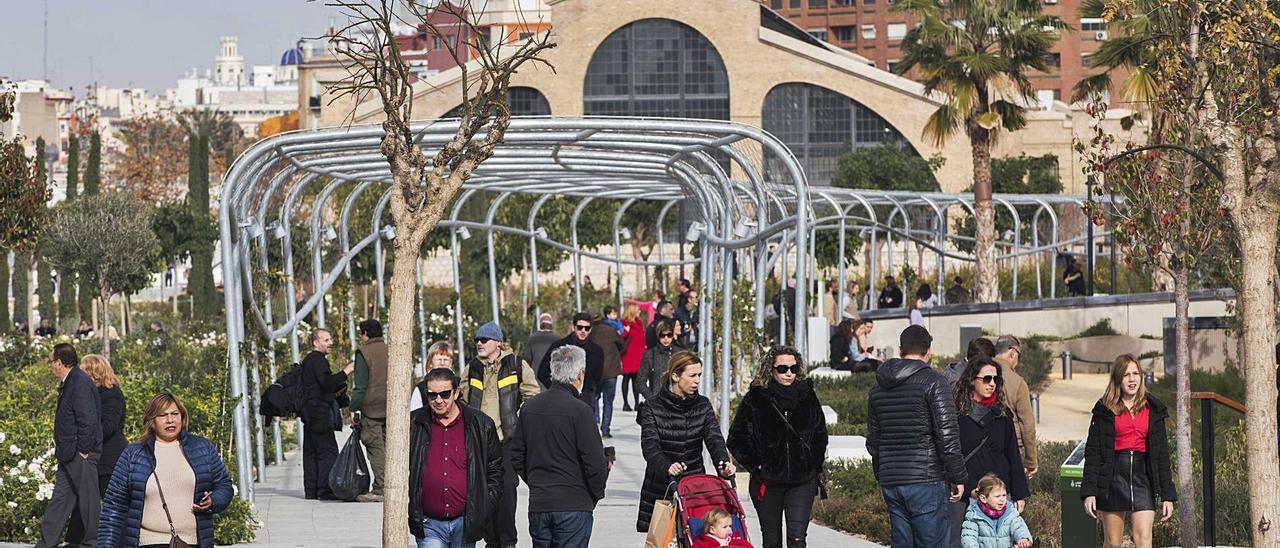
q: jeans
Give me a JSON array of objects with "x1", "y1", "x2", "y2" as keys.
[
  {"x1": 598, "y1": 377, "x2": 617, "y2": 435},
  {"x1": 417, "y1": 516, "x2": 476, "y2": 548},
  {"x1": 528, "y1": 511, "x2": 593, "y2": 548},
  {"x1": 881, "y1": 481, "x2": 951, "y2": 548},
  {"x1": 749, "y1": 475, "x2": 817, "y2": 548}
]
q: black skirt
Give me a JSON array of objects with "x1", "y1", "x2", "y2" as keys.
[{"x1": 1099, "y1": 450, "x2": 1155, "y2": 512}]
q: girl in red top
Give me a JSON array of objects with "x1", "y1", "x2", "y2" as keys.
[
  {"x1": 619, "y1": 303, "x2": 647, "y2": 411},
  {"x1": 691, "y1": 508, "x2": 753, "y2": 548},
  {"x1": 1081, "y1": 354, "x2": 1177, "y2": 548}
]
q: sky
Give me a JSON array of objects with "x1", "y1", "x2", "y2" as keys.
[{"x1": 2, "y1": 0, "x2": 342, "y2": 96}]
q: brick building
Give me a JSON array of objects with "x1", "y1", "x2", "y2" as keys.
[{"x1": 762, "y1": 0, "x2": 1116, "y2": 107}]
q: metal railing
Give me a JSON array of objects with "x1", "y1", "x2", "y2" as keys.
[{"x1": 1191, "y1": 391, "x2": 1246, "y2": 547}]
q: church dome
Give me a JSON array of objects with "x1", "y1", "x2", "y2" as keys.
[{"x1": 279, "y1": 47, "x2": 304, "y2": 66}]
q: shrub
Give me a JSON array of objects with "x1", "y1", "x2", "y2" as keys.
[
  {"x1": 812, "y1": 374, "x2": 874, "y2": 436},
  {"x1": 1074, "y1": 318, "x2": 1119, "y2": 338}
]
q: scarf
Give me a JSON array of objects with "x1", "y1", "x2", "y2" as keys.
[
  {"x1": 979, "y1": 499, "x2": 1007, "y2": 519},
  {"x1": 975, "y1": 392, "x2": 998, "y2": 407},
  {"x1": 766, "y1": 380, "x2": 809, "y2": 411}
]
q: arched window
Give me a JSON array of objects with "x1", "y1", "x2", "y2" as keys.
[
  {"x1": 441, "y1": 86, "x2": 551, "y2": 118},
  {"x1": 583, "y1": 19, "x2": 729, "y2": 119},
  {"x1": 762, "y1": 83, "x2": 914, "y2": 185}
]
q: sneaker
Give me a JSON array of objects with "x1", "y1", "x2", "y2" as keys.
[
  {"x1": 602, "y1": 432, "x2": 612, "y2": 439},
  {"x1": 356, "y1": 493, "x2": 383, "y2": 503}
]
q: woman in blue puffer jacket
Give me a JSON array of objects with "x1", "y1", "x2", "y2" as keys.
[{"x1": 98, "y1": 393, "x2": 234, "y2": 548}]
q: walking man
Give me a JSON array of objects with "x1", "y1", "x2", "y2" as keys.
[
  {"x1": 465, "y1": 322, "x2": 539, "y2": 548},
  {"x1": 867, "y1": 325, "x2": 966, "y2": 546},
  {"x1": 510, "y1": 346, "x2": 610, "y2": 548},
  {"x1": 349, "y1": 319, "x2": 389, "y2": 502},
  {"x1": 409, "y1": 368, "x2": 504, "y2": 548},
  {"x1": 301, "y1": 328, "x2": 355, "y2": 500},
  {"x1": 589, "y1": 307, "x2": 624, "y2": 437},
  {"x1": 994, "y1": 334, "x2": 1039, "y2": 479},
  {"x1": 523, "y1": 314, "x2": 559, "y2": 390},
  {"x1": 36, "y1": 343, "x2": 102, "y2": 548},
  {"x1": 537, "y1": 312, "x2": 604, "y2": 408}
]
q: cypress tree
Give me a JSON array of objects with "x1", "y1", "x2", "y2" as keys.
[
  {"x1": 12, "y1": 251, "x2": 29, "y2": 329},
  {"x1": 78, "y1": 131, "x2": 100, "y2": 322},
  {"x1": 33, "y1": 138, "x2": 54, "y2": 324},
  {"x1": 189, "y1": 132, "x2": 218, "y2": 318},
  {"x1": 59, "y1": 136, "x2": 79, "y2": 326}
]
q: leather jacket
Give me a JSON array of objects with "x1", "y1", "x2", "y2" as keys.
[
  {"x1": 407, "y1": 403, "x2": 504, "y2": 543},
  {"x1": 867, "y1": 358, "x2": 967, "y2": 487}
]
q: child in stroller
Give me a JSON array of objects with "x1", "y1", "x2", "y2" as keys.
[
  {"x1": 691, "y1": 508, "x2": 752, "y2": 547},
  {"x1": 677, "y1": 474, "x2": 753, "y2": 548}
]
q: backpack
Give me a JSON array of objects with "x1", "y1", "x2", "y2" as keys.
[{"x1": 260, "y1": 363, "x2": 308, "y2": 419}]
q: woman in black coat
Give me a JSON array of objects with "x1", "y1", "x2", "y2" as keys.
[
  {"x1": 636, "y1": 351, "x2": 734, "y2": 532},
  {"x1": 948, "y1": 357, "x2": 1030, "y2": 547},
  {"x1": 828, "y1": 319, "x2": 856, "y2": 370},
  {"x1": 727, "y1": 346, "x2": 828, "y2": 548},
  {"x1": 1082, "y1": 355, "x2": 1176, "y2": 548},
  {"x1": 67, "y1": 354, "x2": 127, "y2": 545}
]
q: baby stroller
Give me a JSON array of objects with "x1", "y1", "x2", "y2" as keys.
[{"x1": 673, "y1": 474, "x2": 751, "y2": 547}]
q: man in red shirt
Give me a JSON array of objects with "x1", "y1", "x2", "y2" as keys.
[{"x1": 408, "y1": 368, "x2": 504, "y2": 548}]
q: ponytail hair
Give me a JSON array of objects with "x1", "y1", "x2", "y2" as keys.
[{"x1": 971, "y1": 472, "x2": 1007, "y2": 500}]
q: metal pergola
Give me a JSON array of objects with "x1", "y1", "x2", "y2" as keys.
[{"x1": 218, "y1": 116, "x2": 1109, "y2": 499}]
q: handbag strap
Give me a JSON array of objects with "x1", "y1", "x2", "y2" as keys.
[
  {"x1": 150, "y1": 468, "x2": 181, "y2": 539},
  {"x1": 964, "y1": 434, "x2": 991, "y2": 463}
]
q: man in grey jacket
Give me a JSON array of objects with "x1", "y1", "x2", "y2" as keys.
[{"x1": 35, "y1": 343, "x2": 102, "y2": 548}]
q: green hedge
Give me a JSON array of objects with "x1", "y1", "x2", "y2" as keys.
[{"x1": 0, "y1": 332, "x2": 258, "y2": 544}]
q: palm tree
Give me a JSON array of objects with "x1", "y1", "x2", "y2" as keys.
[{"x1": 894, "y1": 0, "x2": 1065, "y2": 302}]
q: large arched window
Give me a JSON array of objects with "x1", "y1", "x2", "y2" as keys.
[
  {"x1": 762, "y1": 83, "x2": 914, "y2": 185},
  {"x1": 441, "y1": 86, "x2": 551, "y2": 118},
  {"x1": 583, "y1": 19, "x2": 729, "y2": 119}
]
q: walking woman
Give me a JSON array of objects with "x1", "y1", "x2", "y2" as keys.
[
  {"x1": 636, "y1": 351, "x2": 735, "y2": 532},
  {"x1": 98, "y1": 392, "x2": 234, "y2": 548},
  {"x1": 727, "y1": 346, "x2": 828, "y2": 548},
  {"x1": 637, "y1": 320, "x2": 678, "y2": 401},
  {"x1": 620, "y1": 303, "x2": 646, "y2": 411},
  {"x1": 67, "y1": 355, "x2": 127, "y2": 545},
  {"x1": 1082, "y1": 355, "x2": 1176, "y2": 548},
  {"x1": 950, "y1": 357, "x2": 1030, "y2": 547}
]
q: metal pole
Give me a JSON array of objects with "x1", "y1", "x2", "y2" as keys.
[
  {"x1": 218, "y1": 220, "x2": 253, "y2": 500},
  {"x1": 1085, "y1": 179, "x2": 1095, "y2": 296},
  {"x1": 416, "y1": 259, "x2": 427, "y2": 377},
  {"x1": 1061, "y1": 351, "x2": 1073, "y2": 380},
  {"x1": 719, "y1": 218, "x2": 733, "y2": 434},
  {"x1": 528, "y1": 195, "x2": 552, "y2": 322},
  {"x1": 1202, "y1": 398, "x2": 1216, "y2": 547},
  {"x1": 678, "y1": 201, "x2": 687, "y2": 282},
  {"x1": 613, "y1": 199, "x2": 636, "y2": 311},
  {"x1": 571, "y1": 197, "x2": 595, "y2": 312},
  {"x1": 249, "y1": 336, "x2": 266, "y2": 481},
  {"x1": 449, "y1": 190, "x2": 478, "y2": 370},
  {"x1": 1109, "y1": 186, "x2": 1117, "y2": 292},
  {"x1": 485, "y1": 192, "x2": 513, "y2": 324},
  {"x1": 778, "y1": 232, "x2": 788, "y2": 346}
]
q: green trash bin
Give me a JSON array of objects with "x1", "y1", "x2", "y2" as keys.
[{"x1": 1060, "y1": 439, "x2": 1099, "y2": 548}]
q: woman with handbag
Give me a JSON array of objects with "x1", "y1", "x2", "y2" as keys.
[
  {"x1": 949, "y1": 357, "x2": 1030, "y2": 548},
  {"x1": 98, "y1": 393, "x2": 234, "y2": 548},
  {"x1": 636, "y1": 351, "x2": 735, "y2": 533},
  {"x1": 727, "y1": 346, "x2": 829, "y2": 548}
]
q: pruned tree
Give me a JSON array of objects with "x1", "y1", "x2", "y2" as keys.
[
  {"x1": 114, "y1": 112, "x2": 189, "y2": 203},
  {"x1": 44, "y1": 192, "x2": 162, "y2": 358},
  {"x1": 894, "y1": 0, "x2": 1066, "y2": 302},
  {"x1": 79, "y1": 130, "x2": 102, "y2": 323},
  {"x1": 324, "y1": 0, "x2": 555, "y2": 542}
]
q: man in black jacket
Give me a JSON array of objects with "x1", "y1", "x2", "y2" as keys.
[
  {"x1": 408, "y1": 367, "x2": 503, "y2": 546},
  {"x1": 300, "y1": 328, "x2": 354, "y2": 500},
  {"x1": 867, "y1": 325, "x2": 966, "y2": 547},
  {"x1": 510, "y1": 345, "x2": 609, "y2": 547},
  {"x1": 524, "y1": 313, "x2": 559, "y2": 390},
  {"x1": 35, "y1": 343, "x2": 102, "y2": 548},
  {"x1": 537, "y1": 312, "x2": 604, "y2": 408}
]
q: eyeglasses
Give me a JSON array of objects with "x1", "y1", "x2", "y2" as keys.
[
  {"x1": 574, "y1": 324, "x2": 592, "y2": 332},
  {"x1": 979, "y1": 375, "x2": 1001, "y2": 385},
  {"x1": 474, "y1": 337, "x2": 494, "y2": 344},
  {"x1": 774, "y1": 364, "x2": 800, "y2": 375},
  {"x1": 424, "y1": 389, "x2": 455, "y2": 402}
]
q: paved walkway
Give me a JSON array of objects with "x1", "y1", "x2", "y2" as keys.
[{"x1": 236, "y1": 401, "x2": 882, "y2": 547}]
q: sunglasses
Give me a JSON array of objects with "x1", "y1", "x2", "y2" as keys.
[
  {"x1": 574, "y1": 324, "x2": 592, "y2": 332},
  {"x1": 424, "y1": 389, "x2": 455, "y2": 402},
  {"x1": 774, "y1": 364, "x2": 800, "y2": 375},
  {"x1": 979, "y1": 375, "x2": 1001, "y2": 385},
  {"x1": 659, "y1": 332, "x2": 675, "y2": 339},
  {"x1": 475, "y1": 337, "x2": 495, "y2": 344}
]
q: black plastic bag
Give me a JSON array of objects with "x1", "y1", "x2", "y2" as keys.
[{"x1": 328, "y1": 424, "x2": 371, "y2": 501}]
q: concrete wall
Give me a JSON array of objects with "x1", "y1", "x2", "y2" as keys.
[{"x1": 858, "y1": 292, "x2": 1233, "y2": 358}]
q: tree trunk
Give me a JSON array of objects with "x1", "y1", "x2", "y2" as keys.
[
  {"x1": 1233, "y1": 202, "x2": 1280, "y2": 544},
  {"x1": 382, "y1": 236, "x2": 425, "y2": 546},
  {"x1": 1172, "y1": 266, "x2": 1196, "y2": 547},
  {"x1": 0, "y1": 250, "x2": 9, "y2": 333},
  {"x1": 100, "y1": 287, "x2": 112, "y2": 359},
  {"x1": 971, "y1": 127, "x2": 998, "y2": 303}
]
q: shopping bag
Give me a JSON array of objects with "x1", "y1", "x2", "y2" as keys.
[
  {"x1": 644, "y1": 499, "x2": 679, "y2": 548},
  {"x1": 328, "y1": 424, "x2": 371, "y2": 501}
]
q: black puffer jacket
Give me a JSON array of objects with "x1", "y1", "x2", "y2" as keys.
[
  {"x1": 1081, "y1": 395, "x2": 1177, "y2": 503},
  {"x1": 407, "y1": 404, "x2": 503, "y2": 543},
  {"x1": 635, "y1": 386, "x2": 729, "y2": 532},
  {"x1": 867, "y1": 358, "x2": 966, "y2": 487},
  {"x1": 727, "y1": 382, "x2": 828, "y2": 485}
]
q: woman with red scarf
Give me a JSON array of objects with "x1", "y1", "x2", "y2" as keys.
[{"x1": 948, "y1": 356, "x2": 1030, "y2": 548}]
